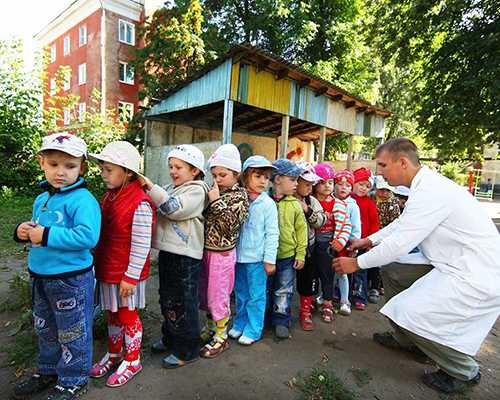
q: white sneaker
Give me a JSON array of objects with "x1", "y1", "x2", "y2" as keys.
[
  {"x1": 228, "y1": 328, "x2": 242, "y2": 339},
  {"x1": 339, "y1": 303, "x2": 351, "y2": 316},
  {"x1": 238, "y1": 335, "x2": 255, "y2": 346}
]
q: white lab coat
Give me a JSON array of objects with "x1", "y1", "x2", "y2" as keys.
[{"x1": 358, "y1": 166, "x2": 500, "y2": 355}]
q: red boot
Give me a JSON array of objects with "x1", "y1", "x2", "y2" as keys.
[{"x1": 299, "y1": 296, "x2": 314, "y2": 331}]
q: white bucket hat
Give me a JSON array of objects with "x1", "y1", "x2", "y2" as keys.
[
  {"x1": 296, "y1": 161, "x2": 321, "y2": 183},
  {"x1": 168, "y1": 144, "x2": 206, "y2": 175},
  {"x1": 40, "y1": 133, "x2": 87, "y2": 158},
  {"x1": 89, "y1": 141, "x2": 143, "y2": 176},
  {"x1": 375, "y1": 175, "x2": 394, "y2": 191},
  {"x1": 393, "y1": 185, "x2": 410, "y2": 197},
  {"x1": 208, "y1": 144, "x2": 242, "y2": 173}
]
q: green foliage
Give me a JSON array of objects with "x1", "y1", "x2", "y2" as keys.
[
  {"x1": 132, "y1": 0, "x2": 208, "y2": 101},
  {"x1": 298, "y1": 368, "x2": 358, "y2": 400},
  {"x1": 0, "y1": 38, "x2": 44, "y2": 190},
  {"x1": 0, "y1": 192, "x2": 35, "y2": 257},
  {"x1": 439, "y1": 161, "x2": 468, "y2": 186}
]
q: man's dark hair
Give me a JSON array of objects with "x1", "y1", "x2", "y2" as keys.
[{"x1": 375, "y1": 138, "x2": 420, "y2": 166}]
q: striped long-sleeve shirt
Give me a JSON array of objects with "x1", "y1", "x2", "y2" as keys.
[
  {"x1": 123, "y1": 201, "x2": 153, "y2": 283},
  {"x1": 316, "y1": 196, "x2": 352, "y2": 252}
]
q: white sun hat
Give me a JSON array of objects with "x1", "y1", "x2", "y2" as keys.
[
  {"x1": 208, "y1": 143, "x2": 242, "y2": 173},
  {"x1": 296, "y1": 161, "x2": 321, "y2": 183},
  {"x1": 89, "y1": 141, "x2": 143, "y2": 176},
  {"x1": 167, "y1": 144, "x2": 206, "y2": 175},
  {"x1": 40, "y1": 133, "x2": 87, "y2": 158},
  {"x1": 375, "y1": 175, "x2": 394, "y2": 191},
  {"x1": 393, "y1": 185, "x2": 410, "y2": 197}
]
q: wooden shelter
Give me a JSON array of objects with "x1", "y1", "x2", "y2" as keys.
[{"x1": 143, "y1": 44, "x2": 391, "y2": 185}]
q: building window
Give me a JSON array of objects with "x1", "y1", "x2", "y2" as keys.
[
  {"x1": 118, "y1": 101, "x2": 134, "y2": 122},
  {"x1": 79, "y1": 25, "x2": 87, "y2": 46},
  {"x1": 78, "y1": 103, "x2": 86, "y2": 122},
  {"x1": 50, "y1": 78, "x2": 56, "y2": 95},
  {"x1": 118, "y1": 19, "x2": 135, "y2": 45},
  {"x1": 50, "y1": 44, "x2": 56, "y2": 63},
  {"x1": 78, "y1": 63, "x2": 86, "y2": 85},
  {"x1": 63, "y1": 72, "x2": 71, "y2": 91},
  {"x1": 63, "y1": 107, "x2": 71, "y2": 125},
  {"x1": 119, "y1": 62, "x2": 134, "y2": 84},
  {"x1": 63, "y1": 35, "x2": 71, "y2": 56}
]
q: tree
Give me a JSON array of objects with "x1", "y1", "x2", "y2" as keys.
[{"x1": 368, "y1": 0, "x2": 500, "y2": 158}]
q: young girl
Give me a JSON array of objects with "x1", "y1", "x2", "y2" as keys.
[
  {"x1": 199, "y1": 144, "x2": 249, "y2": 358},
  {"x1": 312, "y1": 163, "x2": 351, "y2": 323},
  {"x1": 89, "y1": 141, "x2": 155, "y2": 387},
  {"x1": 333, "y1": 170, "x2": 361, "y2": 316},
  {"x1": 142, "y1": 144, "x2": 209, "y2": 368},
  {"x1": 229, "y1": 156, "x2": 279, "y2": 345}
]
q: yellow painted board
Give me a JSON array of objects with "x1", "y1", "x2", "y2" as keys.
[
  {"x1": 230, "y1": 62, "x2": 240, "y2": 101},
  {"x1": 246, "y1": 65, "x2": 291, "y2": 115}
]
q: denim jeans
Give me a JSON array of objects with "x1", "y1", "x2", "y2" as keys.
[
  {"x1": 158, "y1": 251, "x2": 201, "y2": 361},
  {"x1": 233, "y1": 262, "x2": 267, "y2": 341},
  {"x1": 267, "y1": 256, "x2": 295, "y2": 327},
  {"x1": 32, "y1": 269, "x2": 94, "y2": 387},
  {"x1": 351, "y1": 269, "x2": 368, "y2": 305},
  {"x1": 334, "y1": 273, "x2": 350, "y2": 304}
]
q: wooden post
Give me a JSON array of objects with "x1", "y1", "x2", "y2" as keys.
[
  {"x1": 143, "y1": 119, "x2": 151, "y2": 176},
  {"x1": 279, "y1": 115, "x2": 290, "y2": 158},
  {"x1": 318, "y1": 126, "x2": 326, "y2": 162},
  {"x1": 222, "y1": 99, "x2": 234, "y2": 144},
  {"x1": 347, "y1": 134, "x2": 353, "y2": 170}
]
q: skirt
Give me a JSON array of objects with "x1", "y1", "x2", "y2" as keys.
[{"x1": 96, "y1": 280, "x2": 147, "y2": 312}]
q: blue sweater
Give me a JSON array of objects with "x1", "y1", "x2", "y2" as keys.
[
  {"x1": 26, "y1": 178, "x2": 101, "y2": 277},
  {"x1": 236, "y1": 192, "x2": 279, "y2": 265}
]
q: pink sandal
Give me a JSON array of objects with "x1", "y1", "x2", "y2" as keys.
[
  {"x1": 106, "y1": 360, "x2": 142, "y2": 387},
  {"x1": 90, "y1": 353, "x2": 122, "y2": 378}
]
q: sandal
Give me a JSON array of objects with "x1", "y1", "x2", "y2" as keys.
[
  {"x1": 106, "y1": 360, "x2": 142, "y2": 387},
  {"x1": 320, "y1": 304, "x2": 334, "y2": 323},
  {"x1": 162, "y1": 354, "x2": 199, "y2": 369},
  {"x1": 200, "y1": 337, "x2": 229, "y2": 358},
  {"x1": 90, "y1": 353, "x2": 122, "y2": 378}
]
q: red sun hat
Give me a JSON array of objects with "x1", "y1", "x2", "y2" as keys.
[
  {"x1": 353, "y1": 167, "x2": 374, "y2": 184},
  {"x1": 334, "y1": 170, "x2": 354, "y2": 186}
]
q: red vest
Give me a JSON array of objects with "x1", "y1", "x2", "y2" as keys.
[{"x1": 94, "y1": 180, "x2": 156, "y2": 284}]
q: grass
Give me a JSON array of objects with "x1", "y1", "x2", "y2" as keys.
[{"x1": 297, "y1": 368, "x2": 358, "y2": 400}]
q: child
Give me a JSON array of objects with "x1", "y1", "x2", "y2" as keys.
[
  {"x1": 229, "y1": 156, "x2": 279, "y2": 345},
  {"x1": 142, "y1": 144, "x2": 209, "y2": 368},
  {"x1": 393, "y1": 185, "x2": 410, "y2": 212},
  {"x1": 333, "y1": 170, "x2": 361, "y2": 316},
  {"x1": 89, "y1": 141, "x2": 155, "y2": 386},
  {"x1": 295, "y1": 163, "x2": 327, "y2": 331},
  {"x1": 268, "y1": 159, "x2": 308, "y2": 339},
  {"x1": 312, "y1": 163, "x2": 351, "y2": 323},
  {"x1": 374, "y1": 175, "x2": 401, "y2": 228},
  {"x1": 198, "y1": 144, "x2": 249, "y2": 358},
  {"x1": 350, "y1": 167, "x2": 380, "y2": 310},
  {"x1": 13, "y1": 134, "x2": 101, "y2": 400}
]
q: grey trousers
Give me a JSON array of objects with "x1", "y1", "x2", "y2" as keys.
[{"x1": 381, "y1": 262, "x2": 480, "y2": 381}]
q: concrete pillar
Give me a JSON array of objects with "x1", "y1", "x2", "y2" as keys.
[
  {"x1": 222, "y1": 99, "x2": 234, "y2": 144},
  {"x1": 318, "y1": 126, "x2": 326, "y2": 162},
  {"x1": 279, "y1": 115, "x2": 289, "y2": 158},
  {"x1": 347, "y1": 135, "x2": 353, "y2": 170}
]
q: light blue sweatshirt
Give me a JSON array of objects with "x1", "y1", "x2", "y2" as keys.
[
  {"x1": 346, "y1": 196, "x2": 362, "y2": 240},
  {"x1": 236, "y1": 192, "x2": 279, "y2": 264}
]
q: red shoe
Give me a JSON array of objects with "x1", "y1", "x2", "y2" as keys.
[
  {"x1": 90, "y1": 353, "x2": 122, "y2": 378},
  {"x1": 299, "y1": 296, "x2": 314, "y2": 331},
  {"x1": 321, "y1": 303, "x2": 334, "y2": 323},
  {"x1": 106, "y1": 360, "x2": 142, "y2": 387},
  {"x1": 354, "y1": 302, "x2": 366, "y2": 311}
]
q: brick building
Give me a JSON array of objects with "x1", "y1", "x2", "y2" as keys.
[{"x1": 34, "y1": 0, "x2": 164, "y2": 126}]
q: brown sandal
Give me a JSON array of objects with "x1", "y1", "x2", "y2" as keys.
[{"x1": 200, "y1": 337, "x2": 230, "y2": 359}]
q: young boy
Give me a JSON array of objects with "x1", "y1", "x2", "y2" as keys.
[
  {"x1": 13, "y1": 133, "x2": 101, "y2": 400},
  {"x1": 350, "y1": 167, "x2": 379, "y2": 310},
  {"x1": 268, "y1": 159, "x2": 308, "y2": 339}
]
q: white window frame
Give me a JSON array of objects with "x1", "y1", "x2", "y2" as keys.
[
  {"x1": 63, "y1": 35, "x2": 71, "y2": 56},
  {"x1": 63, "y1": 107, "x2": 71, "y2": 125},
  {"x1": 50, "y1": 78, "x2": 56, "y2": 95},
  {"x1": 119, "y1": 61, "x2": 134, "y2": 85},
  {"x1": 78, "y1": 63, "x2": 86, "y2": 85},
  {"x1": 118, "y1": 101, "x2": 134, "y2": 122},
  {"x1": 79, "y1": 25, "x2": 87, "y2": 47},
  {"x1": 118, "y1": 19, "x2": 135, "y2": 45},
  {"x1": 50, "y1": 44, "x2": 56, "y2": 63},
  {"x1": 78, "y1": 102, "x2": 86, "y2": 122},
  {"x1": 63, "y1": 72, "x2": 71, "y2": 91}
]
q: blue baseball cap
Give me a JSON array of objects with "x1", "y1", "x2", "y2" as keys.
[
  {"x1": 242, "y1": 155, "x2": 275, "y2": 172},
  {"x1": 271, "y1": 158, "x2": 304, "y2": 179}
]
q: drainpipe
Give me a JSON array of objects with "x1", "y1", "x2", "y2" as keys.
[{"x1": 99, "y1": 1, "x2": 106, "y2": 117}]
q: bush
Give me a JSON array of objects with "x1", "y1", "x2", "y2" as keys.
[{"x1": 440, "y1": 161, "x2": 468, "y2": 186}]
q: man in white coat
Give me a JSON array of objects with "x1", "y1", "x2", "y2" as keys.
[{"x1": 333, "y1": 138, "x2": 500, "y2": 394}]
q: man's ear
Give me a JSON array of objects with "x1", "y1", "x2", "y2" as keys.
[{"x1": 400, "y1": 156, "x2": 409, "y2": 170}]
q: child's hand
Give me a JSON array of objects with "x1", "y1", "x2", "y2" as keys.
[
  {"x1": 28, "y1": 225, "x2": 45, "y2": 245},
  {"x1": 208, "y1": 181, "x2": 220, "y2": 203},
  {"x1": 264, "y1": 262, "x2": 276, "y2": 276},
  {"x1": 331, "y1": 241, "x2": 343, "y2": 253},
  {"x1": 119, "y1": 280, "x2": 136, "y2": 298},
  {"x1": 17, "y1": 221, "x2": 36, "y2": 240},
  {"x1": 138, "y1": 176, "x2": 153, "y2": 191},
  {"x1": 293, "y1": 259, "x2": 305, "y2": 270}
]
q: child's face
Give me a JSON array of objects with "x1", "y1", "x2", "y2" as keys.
[
  {"x1": 275, "y1": 175, "x2": 298, "y2": 196},
  {"x1": 100, "y1": 161, "x2": 132, "y2": 189},
  {"x1": 296, "y1": 177, "x2": 313, "y2": 197},
  {"x1": 353, "y1": 180, "x2": 372, "y2": 197},
  {"x1": 334, "y1": 179, "x2": 352, "y2": 200},
  {"x1": 315, "y1": 179, "x2": 334, "y2": 197},
  {"x1": 246, "y1": 168, "x2": 270, "y2": 194},
  {"x1": 39, "y1": 151, "x2": 84, "y2": 189},
  {"x1": 396, "y1": 195, "x2": 407, "y2": 209},
  {"x1": 376, "y1": 188, "x2": 392, "y2": 201},
  {"x1": 169, "y1": 157, "x2": 200, "y2": 187},
  {"x1": 211, "y1": 166, "x2": 238, "y2": 190}
]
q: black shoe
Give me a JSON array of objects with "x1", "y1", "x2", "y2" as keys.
[
  {"x1": 373, "y1": 332, "x2": 431, "y2": 364},
  {"x1": 151, "y1": 339, "x2": 169, "y2": 353},
  {"x1": 422, "y1": 369, "x2": 481, "y2": 394},
  {"x1": 46, "y1": 384, "x2": 87, "y2": 400},
  {"x1": 12, "y1": 374, "x2": 58, "y2": 399}
]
